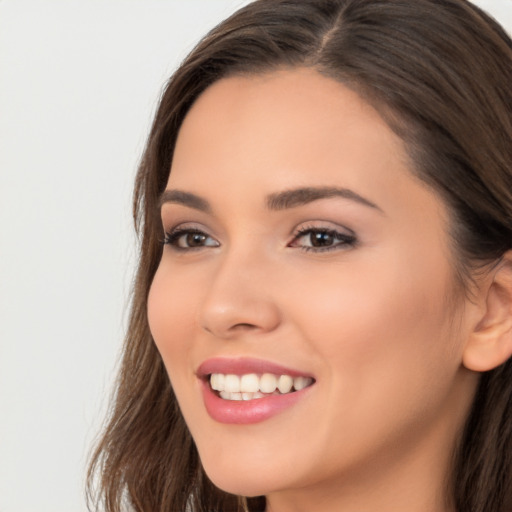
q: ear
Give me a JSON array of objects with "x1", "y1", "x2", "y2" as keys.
[{"x1": 463, "y1": 251, "x2": 512, "y2": 372}]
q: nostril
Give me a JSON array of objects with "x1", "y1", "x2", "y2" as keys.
[
  {"x1": 232, "y1": 323, "x2": 258, "y2": 330},
  {"x1": 202, "y1": 321, "x2": 268, "y2": 338}
]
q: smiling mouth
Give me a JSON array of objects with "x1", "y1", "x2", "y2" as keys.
[{"x1": 209, "y1": 373, "x2": 315, "y2": 401}]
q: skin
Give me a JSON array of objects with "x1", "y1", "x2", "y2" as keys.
[{"x1": 147, "y1": 68, "x2": 482, "y2": 512}]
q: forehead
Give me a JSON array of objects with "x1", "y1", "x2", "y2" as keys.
[{"x1": 170, "y1": 68, "x2": 410, "y2": 190}]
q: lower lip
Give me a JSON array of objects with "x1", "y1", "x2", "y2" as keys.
[{"x1": 201, "y1": 380, "x2": 312, "y2": 424}]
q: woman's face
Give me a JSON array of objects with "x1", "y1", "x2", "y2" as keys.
[{"x1": 148, "y1": 69, "x2": 478, "y2": 507}]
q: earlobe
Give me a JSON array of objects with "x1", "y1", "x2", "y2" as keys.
[{"x1": 463, "y1": 252, "x2": 512, "y2": 372}]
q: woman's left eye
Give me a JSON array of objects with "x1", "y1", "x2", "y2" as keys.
[
  {"x1": 289, "y1": 228, "x2": 357, "y2": 252},
  {"x1": 163, "y1": 228, "x2": 219, "y2": 251}
]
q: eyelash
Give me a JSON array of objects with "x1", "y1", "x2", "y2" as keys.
[
  {"x1": 162, "y1": 225, "x2": 357, "y2": 253},
  {"x1": 290, "y1": 226, "x2": 357, "y2": 253},
  {"x1": 162, "y1": 227, "x2": 219, "y2": 251}
]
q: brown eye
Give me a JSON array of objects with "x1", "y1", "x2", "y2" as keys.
[
  {"x1": 290, "y1": 228, "x2": 357, "y2": 253},
  {"x1": 309, "y1": 231, "x2": 335, "y2": 247},
  {"x1": 184, "y1": 232, "x2": 208, "y2": 247},
  {"x1": 164, "y1": 229, "x2": 219, "y2": 250}
]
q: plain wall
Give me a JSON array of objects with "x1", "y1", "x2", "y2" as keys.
[{"x1": 0, "y1": 1, "x2": 510, "y2": 511}]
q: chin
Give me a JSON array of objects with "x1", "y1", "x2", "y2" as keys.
[
  {"x1": 199, "y1": 449, "x2": 289, "y2": 498},
  {"x1": 203, "y1": 466, "x2": 271, "y2": 497}
]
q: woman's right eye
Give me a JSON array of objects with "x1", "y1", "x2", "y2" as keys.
[{"x1": 163, "y1": 228, "x2": 220, "y2": 251}]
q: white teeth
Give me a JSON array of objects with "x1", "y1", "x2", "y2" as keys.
[
  {"x1": 242, "y1": 391, "x2": 265, "y2": 400},
  {"x1": 220, "y1": 391, "x2": 266, "y2": 400},
  {"x1": 219, "y1": 391, "x2": 242, "y2": 400},
  {"x1": 210, "y1": 372, "x2": 314, "y2": 400},
  {"x1": 210, "y1": 373, "x2": 225, "y2": 391},
  {"x1": 260, "y1": 373, "x2": 277, "y2": 393},
  {"x1": 278, "y1": 375, "x2": 293, "y2": 393},
  {"x1": 293, "y1": 376, "x2": 312, "y2": 391},
  {"x1": 224, "y1": 374, "x2": 241, "y2": 393},
  {"x1": 240, "y1": 373, "x2": 259, "y2": 393}
]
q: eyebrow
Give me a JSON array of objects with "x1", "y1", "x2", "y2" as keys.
[
  {"x1": 158, "y1": 189, "x2": 212, "y2": 213},
  {"x1": 266, "y1": 186, "x2": 382, "y2": 212},
  {"x1": 158, "y1": 186, "x2": 382, "y2": 213}
]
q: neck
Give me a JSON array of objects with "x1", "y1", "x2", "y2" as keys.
[
  {"x1": 264, "y1": 414, "x2": 462, "y2": 512},
  {"x1": 265, "y1": 462, "x2": 456, "y2": 512}
]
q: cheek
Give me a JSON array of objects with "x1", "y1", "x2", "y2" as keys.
[
  {"x1": 285, "y1": 248, "x2": 460, "y2": 391},
  {"x1": 277, "y1": 253, "x2": 465, "y2": 465},
  {"x1": 147, "y1": 265, "x2": 197, "y2": 373},
  {"x1": 147, "y1": 264, "x2": 209, "y2": 436}
]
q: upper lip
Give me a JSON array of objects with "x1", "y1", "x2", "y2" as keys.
[{"x1": 196, "y1": 357, "x2": 314, "y2": 379}]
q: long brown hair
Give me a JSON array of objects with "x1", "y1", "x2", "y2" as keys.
[{"x1": 87, "y1": 1, "x2": 512, "y2": 511}]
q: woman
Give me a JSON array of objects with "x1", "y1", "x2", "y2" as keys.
[{"x1": 87, "y1": 1, "x2": 512, "y2": 511}]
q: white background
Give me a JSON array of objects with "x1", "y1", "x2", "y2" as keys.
[{"x1": 0, "y1": 1, "x2": 510, "y2": 511}]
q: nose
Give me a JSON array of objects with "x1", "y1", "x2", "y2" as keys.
[{"x1": 199, "y1": 252, "x2": 281, "y2": 339}]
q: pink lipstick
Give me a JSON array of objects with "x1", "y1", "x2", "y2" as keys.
[{"x1": 197, "y1": 357, "x2": 315, "y2": 424}]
